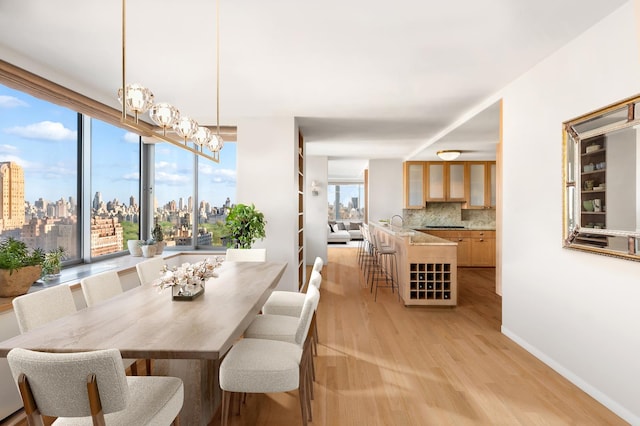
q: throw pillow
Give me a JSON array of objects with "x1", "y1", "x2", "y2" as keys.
[
  {"x1": 349, "y1": 222, "x2": 361, "y2": 230},
  {"x1": 336, "y1": 222, "x2": 346, "y2": 231},
  {"x1": 330, "y1": 224, "x2": 340, "y2": 233}
]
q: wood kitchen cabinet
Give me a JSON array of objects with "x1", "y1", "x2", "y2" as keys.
[
  {"x1": 403, "y1": 161, "x2": 496, "y2": 209},
  {"x1": 467, "y1": 161, "x2": 496, "y2": 209},
  {"x1": 424, "y1": 230, "x2": 495, "y2": 267},
  {"x1": 403, "y1": 161, "x2": 426, "y2": 208},
  {"x1": 426, "y1": 162, "x2": 467, "y2": 202}
]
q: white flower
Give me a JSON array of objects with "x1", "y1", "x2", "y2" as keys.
[{"x1": 152, "y1": 256, "x2": 225, "y2": 292}]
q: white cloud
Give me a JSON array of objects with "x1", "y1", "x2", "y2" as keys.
[
  {"x1": 155, "y1": 170, "x2": 189, "y2": 185},
  {"x1": 4, "y1": 121, "x2": 76, "y2": 141},
  {"x1": 123, "y1": 132, "x2": 140, "y2": 144},
  {"x1": 199, "y1": 167, "x2": 236, "y2": 184},
  {"x1": 155, "y1": 161, "x2": 178, "y2": 170},
  {"x1": 0, "y1": 95, "x2": 28, "y2": 108},
  {"x1": 122, "y1": 172, "x2": 140, "y2": 181},
  {"x1": 0, "y1": 144, "x2": 19, "y2": 154}
]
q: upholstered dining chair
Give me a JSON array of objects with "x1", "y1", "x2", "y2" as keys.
[
  {"x1": 219, "y1": 285, "x2": 319, "y2": 426},
  {"x1": 12, "y1": 284, "x2": 76, "y2": 334},
  {"x1": 80, "y1": 270, "x2": 152, "y2": 376},
  {"x1": 224, "y1": 248, "x2": 266, "y2": 262},
  {"x1": 80, "y1": 270, "x2": 124, "y2": 308},
  {"x1": 262, "y1": 268, "x2": 323, "y2": 355},
  {"x1": 135, "y1": 257, "x2": 165, "y2": 286},
  {"x1": 7, "y1": 347, "x2": 183, "y2": 426}
]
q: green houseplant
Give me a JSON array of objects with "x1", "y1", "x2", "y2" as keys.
[
  {"x1": 42, "y1": 246, "x2": 66, "y2": 281},
  {"x1": 223, "y1": 203, "x2": 267, "y2": 249},
  {"x1": 0, "y1": 237, "x2": 46, "y2": 297},
  {"x1": 152, "y1": 222, "x2": 165, "y2": 255}
]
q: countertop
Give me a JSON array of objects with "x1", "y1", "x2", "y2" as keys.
[{"x1": 369, "y1": 222, "x2": 456, "y2": 246}]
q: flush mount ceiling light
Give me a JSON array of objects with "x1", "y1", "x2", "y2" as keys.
[
  {"x1": 118, "y1": 0, "x2": 223, "y2": 162},
  {"x1": 436, "y1": 150, "x2": 461, "y2": 161}
]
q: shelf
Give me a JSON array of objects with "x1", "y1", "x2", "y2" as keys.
[{"x1": 581, "y1": 211, "x2": 606, "y2": 215}]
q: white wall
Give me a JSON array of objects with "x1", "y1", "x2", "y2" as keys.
[
  {"x1": 305, "y1": 156, "x2": 328, "y2": 266},
  {"x1": 368, "y1": 159, "x2": 404, "y2": 224},
  {"x1": 236, "y1": 117, "x2": 298, "y2": 292},
  {"x1": 501, "y1": 2, "x2": 640, "y2": 423}
]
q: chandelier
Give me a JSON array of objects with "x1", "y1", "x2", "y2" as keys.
[{"x1": 118, "y1": 0, "x2": 223, "y2": 162}]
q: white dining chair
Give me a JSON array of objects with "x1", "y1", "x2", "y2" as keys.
[
  {"x1": 80, "y1": 270, "x2": 123, "y2": 307},
  {"x1": 12, "y1": 284, "x2": 76, "y2": 334},
  {"x1": 224, "y1": 248, "x2": 266, "y2": 262},
  {"x1": 81, "y1": 270, "x2": 151, "y2": 376},
  {"x1": 7, "y1": 347, "x2": 183, "y2": 425},
  {"x1": 219, "y1": 285, "x2": 319, "y2": 425},
  {"x1": 312, "y1": 256, "x2": 323, "y2": 275},
  {"x1": 135, "y1": 257, "x2": 165, "y2": 286}
]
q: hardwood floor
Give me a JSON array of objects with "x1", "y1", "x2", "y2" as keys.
[{"x1": 214, "y1": 248, "x2": 626, "y2": 425}]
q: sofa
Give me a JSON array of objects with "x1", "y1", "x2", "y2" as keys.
[
  {"x1": 328, "y1": 223, "x2": 351, "y2": 243},
  {"x1": 327, "y1": 221, "x2": 363, "y2": 243}
]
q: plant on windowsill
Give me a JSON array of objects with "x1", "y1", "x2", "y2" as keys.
[
  {"x1": 138, "y1": 239, "x2": 157, "y2": 258},
  {"x1": 0, "y1": 237, "x2": 46, "y2": 297},
  {"x1": 42, "y1": 246, "x2": 66, "y2": 282},
  {"x1": 152, "y1": 222, "x2": 165, "y2": 255},
  {"x1": 223, "y1": 203, "x2": 267, "y2": 249}
]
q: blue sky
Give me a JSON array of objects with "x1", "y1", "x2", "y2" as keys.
[{"x1": 0, "y1": 84, "x2": 236, "y2": 208}]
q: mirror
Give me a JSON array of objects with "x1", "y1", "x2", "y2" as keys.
[{"x1": 563, "y1": 95, "x2": 640, "y2": 260}]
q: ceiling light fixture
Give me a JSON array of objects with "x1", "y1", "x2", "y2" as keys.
[
  {"x1": 119, "y1": 0, "x2": 222, "y2": 162},
  {"x1": 436, "y1": 150, "x2": 461, "y2": 161}
]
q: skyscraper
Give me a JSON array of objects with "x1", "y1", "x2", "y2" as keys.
[{"x1": 0, "y1": 162, "x2": 25, "y2": 232}]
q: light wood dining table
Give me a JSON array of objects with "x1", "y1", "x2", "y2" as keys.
[{"x1": 0, "y1": 260, "x2": 287, "y2": 425}]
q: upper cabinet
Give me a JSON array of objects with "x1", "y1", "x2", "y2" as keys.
[
  {"x1": 467, "y1": 161, "x2": 496, "y2": 209},
  {"x1": 426, "y1": 162, "x2": 467, "y2": 202},
  {"x1": 403, "y1": 162, "x2": 426, "y2": 208},
  {"x1": 403, "y1": 161, "x2": 496, "y2": 209}
]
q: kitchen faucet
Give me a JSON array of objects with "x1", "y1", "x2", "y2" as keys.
[{"x1": 391, "y1": 215, "x2": 404, "y2": 227}]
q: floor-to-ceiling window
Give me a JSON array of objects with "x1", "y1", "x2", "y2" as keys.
[
  {"x1": 197, "y1": 142, "x2": 236, "y2": 247},
  {"x1": 90, "y1": 119, "x2": 140, "y2": 258},
  {"x1": 327, "y1": 182, "x2": 365, "y2": 221},
  {"x1": 0, "y1": 85, "x2": 80, "y2": 261},
  {"x1": 0, "y1": 77, "x2": 236, "y2": 266}
]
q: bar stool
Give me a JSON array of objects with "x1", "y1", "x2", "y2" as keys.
[{"x1": 369, "y1": 233, "x2": 400, "y2": 302}]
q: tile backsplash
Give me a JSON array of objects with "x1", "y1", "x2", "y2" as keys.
[{"x1": 403, "y1": 203, "x2": 496, "y2": 229}]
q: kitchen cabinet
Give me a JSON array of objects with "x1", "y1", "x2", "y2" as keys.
[
  {"x1": 403, "y1": 161, "x2": 495, "y2": 209},
  {"x1": 403, "y1": 161, "x2": 425, "y2": 209},
  {"x1": 468, "y1": 161, "x2": 496, "y2": 209},
  {"x1": 423, "y1": 230, "x2": 495, "y2": 267},
  {"x1": 426, "y1": 162, "x2": 467, "y2": 202}
]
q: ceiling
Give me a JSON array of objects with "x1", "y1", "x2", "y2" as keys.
[{"x1": 0, "y1": 0, "x2": 628, "y2": 179}]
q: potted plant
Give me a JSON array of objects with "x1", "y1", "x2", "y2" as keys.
[
  {"x1": 152, "y1": 222, "x2": 165, "y2": 255},
  {"x1": 0, "y1": 237, "x2": 46, "y2": 297},
  {"x1": 223, "y1": 203, "x2": 267, "y2": 249},
  {"x1": 138, "y1": 239, "x2": 156, "y2": 258},
  {"x1": 42, "y1": 246, "x2": 66, "y2": 282}
]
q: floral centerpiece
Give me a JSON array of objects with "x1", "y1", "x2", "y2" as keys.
[{"x1": 153, "y1": 256, "x2": 224, "y2": 297}]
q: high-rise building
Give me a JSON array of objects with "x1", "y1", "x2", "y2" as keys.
[{"x1": 0, "y1": 162, "x2": 25, "y2": 232}]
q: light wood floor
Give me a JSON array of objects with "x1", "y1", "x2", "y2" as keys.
[{"x1": 214, "y1": 247, "x2": 626, "y2": 425}]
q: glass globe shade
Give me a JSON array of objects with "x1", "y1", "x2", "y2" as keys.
[
  {"x1": 208, "y1": 133, "x2": 224, "y2": 152},
  {"x1": 149, "y1": 103, "x2": 180, "y2": 131},
  {"x1": 193, "y1": 127, "x2": 213, "y2": 146},
  {"x1": 117, "y1": 83, "x2": 154, "y2": 114},
  {"x1": 174, "y1": 116, "x2": 199, "y2": 141}
]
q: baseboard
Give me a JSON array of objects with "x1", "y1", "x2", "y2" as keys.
[{"x1": 501, "y1": 326, "x2": 638, "y2": 425}]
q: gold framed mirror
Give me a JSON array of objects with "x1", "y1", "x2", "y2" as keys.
[{"x1": 563, "y1": 94, "x2": 640, "y2": 260}]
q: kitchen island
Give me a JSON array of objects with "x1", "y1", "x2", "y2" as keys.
[{"x1": 369, "y1": 222, "x2": 457, "y2": 306}]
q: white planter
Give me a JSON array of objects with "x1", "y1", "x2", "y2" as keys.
[
  {"x1": 128, "y1": 240, "x2": 143, "y2": 256},
  {"x1": 141, "y1": 245, "x2": 156, "y2": 258}
]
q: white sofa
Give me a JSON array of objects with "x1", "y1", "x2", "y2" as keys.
[{"x1": 328, "y1": 223, "x2": 351, "y2": 243}]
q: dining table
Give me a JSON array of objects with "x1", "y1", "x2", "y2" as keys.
[{"x1": 0, "y1": 260, "x2": 287, "y2": 425}]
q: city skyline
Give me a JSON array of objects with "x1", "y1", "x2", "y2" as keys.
[{"x1": 0, "y1": 84, "x2": 237, "y2": 207}]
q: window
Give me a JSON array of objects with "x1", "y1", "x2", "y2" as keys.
[
  {"x1": 90, "y1": 119, "x2": 140, "y2": 258},
  {"x1": 153, "y1": 142, "x2": 196, "y2": 248},
  {"x1": 327, "y1": 183, "x2": 365, "y2": 221},
  {"x1": 197, "y1": 142, "x2": 236, "y2": 247},
  {"x1": 0, "y1": 84, "x2": 80, "y2": 261}
]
